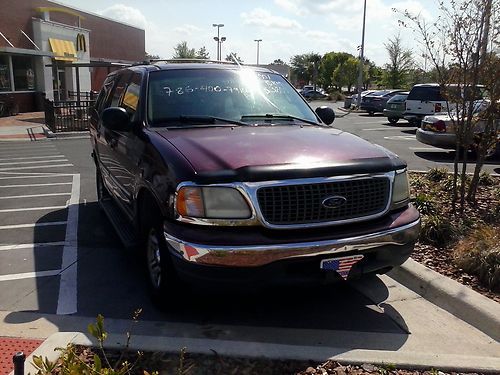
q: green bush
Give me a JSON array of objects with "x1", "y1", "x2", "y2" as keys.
[
  {"x1": 453, "y1": 226, "x2": 500, "y2": 291},
  {"x1": 426, "y1": 167, "x2": 449, "y2": 182},
  {"x1": 411, "y1": 194, "x2": 437, "y2": 216},
  {"x1": 420, "y1": 214, "x2": 458, "y2": 248},
  {"x1": 479, "y1": 171, "x2": 495, "y2": 186}
]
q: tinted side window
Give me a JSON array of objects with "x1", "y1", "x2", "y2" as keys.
[
  {"x1": 120, "y1": 73, "x2": 142, "y2": 118},
  {"x1": 408, "y1": 87, "x2": 445, "y2": 101},
  {"x1": 110, "y1": 72, "x2": 132, "y2": 107},
  {"x1": 95, "y1": 75, "x2": 116, "y2": 113}
]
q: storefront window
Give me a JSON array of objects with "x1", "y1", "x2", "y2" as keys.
[
  {"x1": 12, "y1": 56, "x2": 35, "y2": 91},
  {"x1": 0, "y1": 55, "x2": 11, "y2": 92}
]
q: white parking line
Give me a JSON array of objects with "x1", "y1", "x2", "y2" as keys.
[
  {"x1": 362, "y1": 127, "x2": 397, "y2": 131},
  {"x1": 57, "y1": 174, "x2": 80, "y2": 315},
  {"x1": 0, "y1": 205, "x2": 67, "y2": 213},
  {"x1": 0, "y1": 164, "x2": 73, "y2": 171},
  {"x1": 0, "y1": 242, "x2": 67, "y2": 251},
  {"x1": 0, "y1": 270, "x2": 61, "y2": 282},
  {"x1": 0, "y1": 174, "x2": 72, "y2": 179},
  {"x1": 0, "y1": 222, "x2": 67, "y2": 230},
  {"x1": 0, "y1": 192, "x2": 71, "y2": 200},
  {"x1": 0, "y1": 182, "x2": 72, "y2": 188},
  {"x1": 0, "y1": 155, "x2": 65, "y2": 161},
  {"x1": 0, "y1": 159, "x2": 68, "y2": 166},
  {"x1": 409, "y1": 147, "x2": 450, "y2": 152},
  {"x1": 383, "y1": 135, "x2": 416, "y2": 140}
]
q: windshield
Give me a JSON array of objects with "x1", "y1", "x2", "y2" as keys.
[{"x1": 147, "y1": 68, "x2": 318, "y2": 126}]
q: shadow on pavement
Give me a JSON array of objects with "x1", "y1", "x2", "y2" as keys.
[
  {"x1": 4, "y1": 201, "x2": 410, "y2": 351},
  {"x1": 415, "y1": 151, "x2": 500, "y2": 164}
]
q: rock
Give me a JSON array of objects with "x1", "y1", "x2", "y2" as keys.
[
  {"x1": 362, "y1": 363, "x2": 378, "y2": 372},
  {"x1": 305, "y1": 367, "x2": 316, "y2": 374}
]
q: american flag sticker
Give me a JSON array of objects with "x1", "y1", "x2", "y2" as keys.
[{"x1": 320, "y1": 254, "x2": 364, "y2": 280}]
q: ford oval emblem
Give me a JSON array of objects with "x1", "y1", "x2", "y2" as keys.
[{"x1": 322, "y1": 196, "x2": 347, "y2": 209}]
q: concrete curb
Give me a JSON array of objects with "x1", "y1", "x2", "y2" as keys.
[
  {"x1": 389, "y1": 258, "x2": 500, "y2": 342},
  {"x1": 13, "y1": 332, "x2": 500, "y2": 374},
  {"x1": 42, "y1": 127, "x2": 89, "y2": 139}
]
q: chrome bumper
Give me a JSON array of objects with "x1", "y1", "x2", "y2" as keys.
[
  {"x1": 416, "y1": 128, "x2": 456, "y2": 149},
  {"x1": 164, "y1": 218, "x2": 421, "y2": 267}
]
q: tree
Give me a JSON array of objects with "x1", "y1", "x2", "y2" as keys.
[
  {"x1": 332, "y1": 57, "x2": 359, "y2": 92},
  {"x1": 225, "y1": 53, "x2": 243, "y2": 63},
  {"x1": 173, "y1": 42, "x2": 211, "y2": 59},
  {"x1": 290, "y1": 53, "x2": 321, "y2": 88},
  {"x1": 196, "y1": 46, "x2": 210, "y2": 60},
  {"x1": 145, "y1": 52, "x2": 160, "y2": 60},
  {"x1": 381, "y1": 34, "x2": 413, "y2": 88},
  {"x1": 172, "y1": 41, "x2": 196, "y2": 59},
  {"x1": 398, "y1": 0, "x2": 500, "y2": 208},
  {"x1": 319, "y1": 52, "x2": 353, "y2": 90},
  {"x1": 272, "y1": 58, "x2": 286, "y2": 65}
]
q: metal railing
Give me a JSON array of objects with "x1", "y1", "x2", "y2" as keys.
[{"x1": 44, "y1": 98, "x2": 95, "y2": 132}]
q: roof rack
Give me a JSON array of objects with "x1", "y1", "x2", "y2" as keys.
[{"x1": 149, "y1": 58, "x2": 241, "y2": 65}]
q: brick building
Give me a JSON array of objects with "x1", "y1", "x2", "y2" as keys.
[{"x1": 0, "y1": 0, "x2": 145, "y2": 112}]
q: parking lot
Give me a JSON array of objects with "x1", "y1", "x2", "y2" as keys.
[{"x1": 0, "y1": 117, "x2": 499, "y2": 366}]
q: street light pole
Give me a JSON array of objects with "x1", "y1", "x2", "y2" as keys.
[
  {"x1": 254, "y1": 39, "x2": 262, "y2": 65},
  {"x1": 356, "y1": 0, "x2": 367, "y2": 107},
  {"x1": 212, "y1": 23, "x2": 224, "y2": 60}
]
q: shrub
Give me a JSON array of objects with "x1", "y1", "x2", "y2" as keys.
[
  {"x1": 453, "y1": 226, "x2": 500, "y2": 291},
  {"x1": 479, "y1": 171, "x2": 495, "y2": 186},
  {"x1": 420, "y1": 214, "x2": 458, "y2": 248},
  {"x1": 411, "y1": 193, "x2": 437, "y2": 216},
  {"x1": 426, "y1": 167, "x2": 449, "y2": 182}
]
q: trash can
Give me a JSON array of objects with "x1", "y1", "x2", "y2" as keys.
[{"x1": 344, "y1": 96, "x2": 352, "y2": 109}]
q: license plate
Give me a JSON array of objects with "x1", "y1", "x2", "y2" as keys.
[
  {"x1": 390, "y1": 104, "x2": 397, "y2": 109},
  {"x1": 320, "y1": 254, "x2": 364, "y2": 280}
]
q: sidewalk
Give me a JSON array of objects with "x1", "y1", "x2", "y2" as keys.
[{"x1": 0, "y1": 112, "x2": 48, "y2": 141}]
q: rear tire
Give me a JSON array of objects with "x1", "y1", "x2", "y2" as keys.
[
  {"x1": 388, "y1": 117, "x2": 399, "y2": 124},
  {"x1": 368, "y1": 111, "x2": 375, "y2": 116}
]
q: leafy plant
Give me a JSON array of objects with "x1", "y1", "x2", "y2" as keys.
[
  {"x1": 426, "y1": 167, "x2": 449, "y2": 182},
  {"x1": 32, "y1": 310, "x2": 159, "y2": 375},
  {"x1": 420, "y1": 214, "x2": 458, "y2": 248},
  {"x1": 411, "y1": 193, "x2": 437, "y2": 215},
  {"x1": 478, "y1": 171, "x2": 495, "y2": 186},
  {"x1": 453, "y1": 226, "x2": 500, "y2": 291}
]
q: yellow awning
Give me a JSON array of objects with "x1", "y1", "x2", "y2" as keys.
[{"x1": 49, "y1": 38, "x2": 77, "y2": 61}]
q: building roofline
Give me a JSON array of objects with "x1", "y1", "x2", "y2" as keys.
[{"x1": 47, "y1": 0, "x2": 145, "y2": 31}]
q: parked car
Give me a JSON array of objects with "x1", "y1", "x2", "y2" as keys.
[
  {"x1": 416, "y1": 100, "x2": 499, "y2": 157},
  {"x1": 301, "y1": 89, "x2": 328, "y2": 99},
  {"x1": 404, "y1": 83, "x2": 486, "y2": 126},
  {"x1": 360, "y1": 90, "x2": 407, "y2": 115},
  {"x1": 383, "y1": 92, "x2": 409, "y2": 124},
  {"x1": 90, "y1": 61, "x2": 420, "y2": 303}
]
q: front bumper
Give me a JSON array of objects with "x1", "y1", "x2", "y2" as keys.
[
  {"x1": 416, "y1": 128, "x2": 456, "y2": 149},
  {"x1": 164, "y1": 205, "x2": 420, "y2": 285}
]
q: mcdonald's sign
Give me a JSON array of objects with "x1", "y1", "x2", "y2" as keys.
[{"x1": 76, "y1": 33, "x2": 86, "y2": 52}]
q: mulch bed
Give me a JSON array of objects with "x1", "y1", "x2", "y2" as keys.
[
  {"x1": 408, "y1": 171, "x2": 499, "y2": 303},
  {"x1": 68, "y1": 345, "x2": 483, "y2": 375}
]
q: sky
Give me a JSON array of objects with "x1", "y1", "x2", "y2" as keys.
[{"x1": 54, "y1": 0, "x2": 436, "y2": 67}]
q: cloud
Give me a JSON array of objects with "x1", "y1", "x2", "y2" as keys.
[
  {"x1": 174, "y1": 24, "x2": 202, "y2": 35},
  {"x1": 241, "y1": 8, "x2": 302, "y2": 30},
  {"x1": 274, "y1": 0, "x2": 308, "y2": 16},
  {"x1": 99, "y1": 4, "x2": 147, "y2": 29}
]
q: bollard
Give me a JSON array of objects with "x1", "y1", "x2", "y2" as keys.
[{"x1": 13, "y1": 352, "x2": 25, "y2": 375}]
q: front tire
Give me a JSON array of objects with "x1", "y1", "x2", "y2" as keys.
[
  {"x1": 141, "y1": 205, "x2": 181, "y2": 308},
  {"x1": 388, "y1": 117, "x2": 399, "y2": 124}
]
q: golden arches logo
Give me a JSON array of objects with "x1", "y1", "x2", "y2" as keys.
[{"x1": 76, "y1": 34, "x2": 86, "y2": 52}]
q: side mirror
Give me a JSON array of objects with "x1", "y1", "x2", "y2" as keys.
[
  {"x1": 315, "y1": 106, "x2": 335, "y2": 125},
  {"x1": 102, "y1": 107, "x2": 132, "y2": 131}
]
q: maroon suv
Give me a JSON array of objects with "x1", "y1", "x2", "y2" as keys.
[{"x1": 90, "y1": 61, "x2": 420, "y2": 303}]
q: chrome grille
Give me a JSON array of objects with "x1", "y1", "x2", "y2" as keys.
[{"x1": 256, "y1": 178, "x2": 390, "y2": 225}]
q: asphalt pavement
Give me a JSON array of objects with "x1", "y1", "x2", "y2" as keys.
[
  {"x1": 311, "y1": 101, "x2": 500, "y2": 175},
  {"x1": 0, "y1": 129, "x2": 499, "y2": 372}
]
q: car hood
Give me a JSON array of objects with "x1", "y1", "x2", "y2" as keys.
[{"x1": 154, "y1": 125, "x2": 404, "y2": 182}]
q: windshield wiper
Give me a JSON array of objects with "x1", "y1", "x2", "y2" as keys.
[
  {"x1": 153, "y1": 115, "x2": 248, "y2": 127},
  {"x1": 241, "y1": 114, "x2": 321, "y2": 126}
]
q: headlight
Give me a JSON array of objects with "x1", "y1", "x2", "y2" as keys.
[
  {"x1": 176, "y1": 186, "x2": 251, "y2": 219},
  {"x1": 392, "y1": 169, "x2": 410, "y2": 206}
]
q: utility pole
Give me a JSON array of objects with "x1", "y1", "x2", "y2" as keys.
[
  {"x1": 356, "y1": 0, "x2": 367, "y2": 107},
  {"x1": 212, "y1": 23, "x2": 224, "y2": 60},
  {"x1": 254, "y1": 39, "x2": 262, "y2": 65}
]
